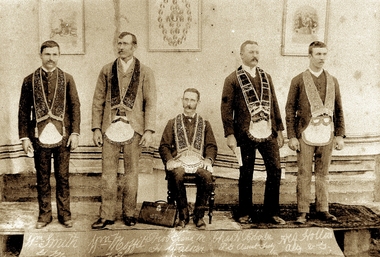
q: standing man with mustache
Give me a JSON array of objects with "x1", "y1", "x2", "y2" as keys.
[
  {"x1": 91, "y1": 32, "x2": 156, "y2": 229},
  {"x1": 221, "y1": 40, "x2": 286, "y2": 225},
  {"x1": 18, "y1": 40, "x2": 81, "y2": 229},
  {"x1": 285, "y1": 41, "x2": 345, "y2": 224}
]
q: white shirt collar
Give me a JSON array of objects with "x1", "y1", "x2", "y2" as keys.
[
  {"x1": 242, "y1": 64, "x2": 256, "y2": 78},
  {"x1": 41, "y1": 67, "x2": 56, "y2": 73},
  {"x1": 308, "y1": 68, "x2": 323, "y2": 78},
  {"x1": 120, "y1": 57, "x2": 133, "y2": 73},
  {"x1": 183, "y1": 113, "x2": 196, "y2": 118}
]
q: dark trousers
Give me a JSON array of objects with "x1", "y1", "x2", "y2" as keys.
[
  {"x1": 239, "y1": 136, "x2": 282, "y2": 217},
  {"x1": 167, "y1": 167, "x2": 213, "y2": 221},
  {"x1": 33, "y1": 138, "x2": 71, "y2": 223}
]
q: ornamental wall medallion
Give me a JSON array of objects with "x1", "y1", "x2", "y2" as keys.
[{"x1": 149, "y1": 0, "x2": 201, "y2": 51}]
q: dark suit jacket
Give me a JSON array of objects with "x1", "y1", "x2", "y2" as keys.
[
  {"x1": 221, "y1": 68, "x2": 284, "y2": 143},
  {"x1": 159, "y1": 114, "x2": 218, "y2": 166},
  {"x1": 285, "y1": 70, "x2": 345, "y2": 139},
  {"x1": 18, "y1": 68, "x2": 81, "y2": 140}
]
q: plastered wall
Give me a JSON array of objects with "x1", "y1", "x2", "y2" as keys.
[{"x1": 0, "y1": 0, "x2": 379, "y2": 174}]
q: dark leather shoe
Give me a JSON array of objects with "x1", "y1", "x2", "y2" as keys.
[
  {"x1": 317, "y1": 211, "x2": 337, "y2": 221},
  {"x1": 176, "y1": 219, "x2": 188, "y2": 229},
  {"x1": 36, "y1": 217, "x2": 52, "y2": 229},
  {"x1": 123, "y1": 216, "x2": 137, "y2": 226},
  {"x1": 269, "y1": 216, "x2": 286, "y2": 225},
  {"x1": 91, "y1": 218, "x2": 114, "y2": 229},
  {"x1": 295, "y1": 212, "x2": 307, "y2": 224},
  {"x1": 61, "y1": 220, "x2": 73, "y2": 228},
  {"x1": 238, "y1": 215, "x2": 252, "y2": 224},
  {"x1": 194, "y1": 218, "x2": 206, "y2": 229}
]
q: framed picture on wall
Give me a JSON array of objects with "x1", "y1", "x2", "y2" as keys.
[
  {"x1": 148, "y1": 0, "x2": 201, "y2": 51},
  {"x1": 39, "y1": 0, "x2": 85, "y2": 55},
  {"x1": 281, "y1": 0, "x2": 329, "y2": 56}
]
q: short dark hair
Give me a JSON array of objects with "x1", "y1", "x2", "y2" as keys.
[
  {"x1": 119, "y1": 32, "x2": 137, "y2": 45},
  {"x1": 184, "y1": 88, "x2": 200, "y2": 101},
  {"x1": 240, "y1": 40, "x2": 258, "y2": 53},
  {"x1": 40, "y1": 40, "x2": 60, "y2": 54},
  {"x1": 309, "y1": 41, "x2": 327, "y2": 55}
]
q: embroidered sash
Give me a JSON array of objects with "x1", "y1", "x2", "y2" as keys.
[
  {"x1": 302, "y1": 70, "x2": 335, "y2": 146},
  {"x1": 104, "y1": 58, "x2": 141, "y2": 145},
  {"x1": 32, "y1": 68, "x2": 66, "y2": 148},
  {"x1": 110, "y1": 58, "x2": 140, "y2": 113},
  {"x1": 236, "y1": 66, "x2": 272, "y2": 142},
  {"x1": 174, "y1": 114, "x2": 205, "y2": 173}
]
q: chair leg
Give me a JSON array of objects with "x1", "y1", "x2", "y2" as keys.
[
  {"x1": 208, "y1": 191, "x2": 215, "y2": 224},
  {"x1": 167, "y1": 189, "x2": 179, "y2": 223},
  {"x1": 167, "y1": 190, "x2": 175, "y2": 205}
]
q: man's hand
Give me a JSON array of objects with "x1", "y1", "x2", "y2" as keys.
[
  {"x1": 22, "y1": 139, "x2": 34, "y2": 155},
  {"x1": 277, "y1": 131, "x2": 284, "y2": 148},
  {"x1": 139, "y1": 130, "x2": 153, "y2": 148},
  {"x1": 288, "y1": 137, "x2": 300, "y2": 152},
  {"x1": 166, "y1": 159, "x2": 182, "y2": 171},
  {"x1": 203, "y1": 158, "x2": 214, "y2": 173},
  {"x1": 93, "y1": 129, "x2": 103, "y2": 147},
  {"x1": 67, "y1": 134, "x2": 79, "y2": 150},
  {"x1": 334, "y1": 136, "x2": 344, "y2": 150},
  {"x1": 226, "y1": 134, "x2": 237, "y2": 154}
]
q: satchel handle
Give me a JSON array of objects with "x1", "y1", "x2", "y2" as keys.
[
  {"x1": 155, "y1": 200, "x2": 169, "y2": 204},
  {"x1": 154, "y1": 200, "x2": 172, "y2": 212}
]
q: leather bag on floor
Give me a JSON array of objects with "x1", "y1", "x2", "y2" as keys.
[{"x1": 138, "y1": 200, "x2": 177, "y2": 227}]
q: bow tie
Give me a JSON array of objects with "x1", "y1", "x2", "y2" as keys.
[{"x1": 184, "y1": 115, "x2": 194, "y2": 120}]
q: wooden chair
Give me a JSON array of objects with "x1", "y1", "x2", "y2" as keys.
[{"x1": 166, "y1": 173, "x2": 216, "y2": 224}]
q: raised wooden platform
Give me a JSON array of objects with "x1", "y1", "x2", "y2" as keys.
[
  {"x1": 1, "y1": 202, "x2": 380, "y2": 256},
  {"x1": 1, "y1": 141, "x2": 379, "y2": 256}
]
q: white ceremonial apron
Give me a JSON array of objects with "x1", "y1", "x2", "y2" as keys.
[
  {"x1": 249, "y1": 117, "x2": 272, "y2": 141},
  {"x1": 104, "y1": 116, "x2": 135, "y2": 144},
  {"x1": 249, "y1": 120, "x2": 272, "y2": 140},
  {"x1": 38, "y1": 122, "x2": 63, "y2": 145},
  {"x1": 302, "y1": 115, "x2": 334, "y2": 146},
  {"x1": 176, "y1": 151, "x2": 204, "y2": 174}
]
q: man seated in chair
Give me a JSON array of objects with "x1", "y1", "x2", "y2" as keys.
[{"x1": 159, "y1": 88, "x2": 217, "y2": 229}]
